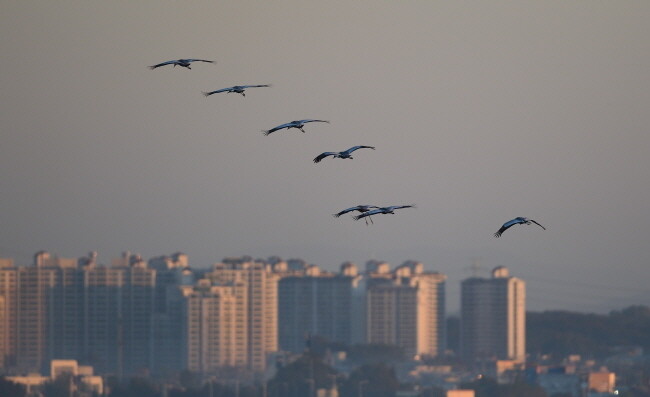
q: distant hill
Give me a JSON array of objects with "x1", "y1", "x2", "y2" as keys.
[{"x1": 526, "y1": 305, "x2": 650, "y2": 358}]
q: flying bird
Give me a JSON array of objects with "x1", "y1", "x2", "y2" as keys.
[
  {"x1": 148, "y1": 59, "x2": 215, "y2": 70},
  {"x1": 333, "y1": 205, "x2": 380, "y2": 224},
  {"x1": 494, "y1": 217, "x2": 546, "y2": 238},
  {"x1": 262, "y1": 119, "x2": 329, "y2": 136},
  {"x1": 203, "y1": 84, "x2": 271, "y2": 97},
  {"x1": 314, "y1": 145, "x2": 375, "y2": 163},
  {"x1": 353, "y1": 205, "x2": 416, "y2": 222}
]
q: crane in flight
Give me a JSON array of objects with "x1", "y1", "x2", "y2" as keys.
[
  {"x1": 353, "y1": 205, "x2": 415, "y2": 222},
  {"x1": 263, "y1": 119, "x2": 329, "y2": 136},
  {"x1": 494, "y1": 217, "x2": 546, "y2": 238},
  {"x1": 203, "y1": 84, "x2": 271, "y2": 97},
  {"x1": 313, "y1": 145, "x2": 375, "y2": 163},
  {"x1": 333, "y1": 205, "x2": 380, "y2": 224},
  {"x1": 148, "y1": 59, "x2": 215, "y2": 70}
]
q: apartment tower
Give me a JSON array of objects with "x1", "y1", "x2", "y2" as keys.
[
  {"x1": 460, "y1": 266, "x2": 526, "y2": 364},
  {"x1": 205, "y1": 258, "x2": 278, "y2": 372},
  {"x1": 181, "y1": 280, "x2": 247, "y2": 373},
  {"x1": 366, "y1": 261, "x2": 446, "y2": 358},
  {"x1": 277, "y1": 262, "x2": 363, "y2": 353}
]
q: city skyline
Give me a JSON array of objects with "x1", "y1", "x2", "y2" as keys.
[
  {"x1": 1, "y1": 249, "x2": 646, "y2": 315},
  {"x1": 0, "y1": 250, "x2": 647, "y2": 394},
  {"x1": 2, "y1": 2, "x2": 649, "y2": 316},
  {"x1": 0, "y1": 253, "x2": 451, "y2": 377}
]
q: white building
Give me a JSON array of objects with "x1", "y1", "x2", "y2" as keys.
[
  {"x1": 366, "y1": 261, "x2": 446, "y2": 358},
  {"x1": 205, "y1": 259, "x2": 279, "y2": 372}
]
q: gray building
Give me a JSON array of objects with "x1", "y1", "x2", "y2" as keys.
[
  {"x1": 278, "y1": 263, "x2": 363, "y2": 352},
  {"x1": 460, "y1": 266, "x2": 526, "y2": 364}
]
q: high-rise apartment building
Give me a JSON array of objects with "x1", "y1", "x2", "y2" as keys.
[
  {"x1": 16, "y1": 252, "x2": 79, "y2": 372},
  {"x1": 204, "y1": 258, "x2": 278, "y2": 372},
  {"x1": 366, "y1": 261, "x2": 446, "y2": 358},
  {"x1": 277, "y1": 262, "x2": 364, "y2": 353},
  {"x1": 181, "y1": 280, "x2": 247, "y2": 373},
  {"x1": 0, "y1": 251, "x2": 159, "y2": 376},
  {"x1": 148, "y1": 253, "x2": 194, "y2": 376},
  {"x1": 83, "y1": 252, "x2": 156, "y2": 376},
  {"x1": 277, "y1": 260, "x2": 446, "y2": 358},
  {"x1": 460, "y1": 266, "x2": 526, "y2": 364},
  {"x1": 0, "y1": 258, "x2": 17, "y2": 369}
]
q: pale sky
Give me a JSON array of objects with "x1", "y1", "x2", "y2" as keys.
[{"x1": 1, "y1": 2, "x2": 649, "y2": 313}]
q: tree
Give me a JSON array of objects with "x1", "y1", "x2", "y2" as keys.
[
  {"x1": 0, "y1": 377, "x2": 26, "y2": 397},
  {"x1": 108, "y1": 376, "x2": 159, "y2": 397},
  {"x1": 339, "y1": 363, "x2": 399, "y2": 397},
  {"x1": 42, "y1": 374, "x2": 73, "y2": 397},
  {"x1": 527, "y1": 305, "x2": 650, "y2": 359},
  {"x1": 460, "y1": 376, "x2": 548, "y2": 397},
  {"x1": 269, "y1": 352, "x2": 338, "y2": 397},
  {"x1": 498, "y1": 381, "x2": 547, "y2": 397},
  {"x1": 459, "y1": 377, "x2": 499, "y2": 397}
]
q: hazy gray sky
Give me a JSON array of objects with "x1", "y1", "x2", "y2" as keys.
[{"x1": 2, "y1": 2, "x2": 649, "y2": 313}]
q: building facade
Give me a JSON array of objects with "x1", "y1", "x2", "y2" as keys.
[
  {"x1": 181, "y1": 280, "x2": 247, "y2": 373},
  {"x1": 278, "y1": 263, "x2": 363, "y2": 353},
  {"x1": 460, "y1": 266, "x2": 526, "y2": 364},
  {"x1": 205, "y1": 258, "x2": 279, "y2": 372},
  {"x1": 366, "y1": 261, "x2": 446, "y2": 358}
]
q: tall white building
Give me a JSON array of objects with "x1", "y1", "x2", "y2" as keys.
[
  {"x1": 460, "y1": 266, "x2": 526, "y2": 364},
  {"x1": 366, "y1": 261, "x2": 446, "y2": 358},
  {"x1": 205, "y1": 258, "x2": 279, "y2": 372},
  {"x1": 181, "y1": 280, "x2": 247, "y2": 372}
]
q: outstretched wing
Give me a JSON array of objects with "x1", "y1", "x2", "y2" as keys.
[
  {"x1": 494, "y1": 226, "x2": 510, "y2": 238},
  {"x1": 354, "y1": 208, "x2": 383, "y2": 220},
  {"x1": 242, "y1": 84, "x2": 271, "y2": 89},
  {"x1": 389, "y1": 204, "x2": 416, "y2": 211},
  {"x1": 187, "y1": 59, "x2": 215, "y2": 64},
  {"x1": 345, "y1": 145, "x2": 375, "y2": 155},
  {"x1": 148, "y1": 60, "x2": 177, "y2": 69},
  {"x1": 333, "y1": 206, "x2": 360, "y2": 217},
  {"x1": 263, "y1": 122, "x2": 293, "y2": 136},
  {"x1": 203, "y1": 87, "x2": 233, "y2": 96},
  {"x1": 529, "y1": 219, "x2": 546, "y2": 230},
  {"x1": 301, "y1": 119, "x2": 330, "y2": 124},
  {"x1": 494, "y1": 217, "x2": 524, "y2": 238},
  {"x1": 314, "y1": 152, "x2": 336, "y2": 163}
]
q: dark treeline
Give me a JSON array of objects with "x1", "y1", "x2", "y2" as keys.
[
  {"x1": 526, "y1": 305, "x2": 650, "y2": 359},
  {"x1": 445, "y1": 305, "x2": 650, "y2": 359}
]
